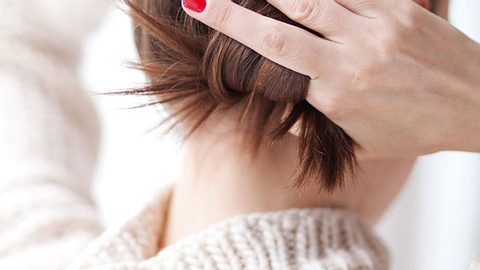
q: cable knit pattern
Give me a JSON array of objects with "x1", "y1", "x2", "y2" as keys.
[{"x1": 1, "y1": 1, "x2": 389, "y2": 269}]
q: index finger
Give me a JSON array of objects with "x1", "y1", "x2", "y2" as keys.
[{"x1": 181, "y1": 0, "x2": 340, "y2": 79}]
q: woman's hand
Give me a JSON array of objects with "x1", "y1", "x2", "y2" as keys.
[{"x1": 181, "y1": 0, "x2": 480, "y2": 158}]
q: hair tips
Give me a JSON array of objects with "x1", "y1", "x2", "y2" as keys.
[{"x1": 124, "y1": 0, "x2": 357, "y2": 192}]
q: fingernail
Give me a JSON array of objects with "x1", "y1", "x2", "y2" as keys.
[{"x1": 182, "y1": 0, "x2": 206, "y2": 13}]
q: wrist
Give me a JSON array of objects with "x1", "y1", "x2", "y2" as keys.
[
  {"x1": 465, "y1": 40, "x2": 480, "y2": 89},
  {"x1": 446, "y1": 40, "x2": 480, "y2": 152},
  {"x1": 429, "y1": 38, "x2": 480, "y2": 153},
  {"x1": 464, "y1": 41, "x2": 480, "y2": 152}
]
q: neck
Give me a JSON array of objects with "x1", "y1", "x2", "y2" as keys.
[{"x1": 160, "y1": 120, "x2": 351, "y2": 248}]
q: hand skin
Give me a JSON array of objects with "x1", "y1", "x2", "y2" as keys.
[
  {"x1": 164, "y1": 0, "x2": 477, "y2": 246},
  {"x1": 160, "y1": 1, "x2": 451, "y2": 247},
  {"x1": 181, "y1": 0, "x2": 480, "y2": 159}
]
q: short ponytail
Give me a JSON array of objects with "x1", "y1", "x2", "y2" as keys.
[{"x1": 124, "y1": 0, "x2": 357, "y2": 191}]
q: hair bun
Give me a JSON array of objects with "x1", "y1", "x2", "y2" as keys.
[
  {"x1": 127, "y1": 0, "x2": 357, "y2": 192},
  {"x1": 203, "y1": 31, "x2": 308, "y2": 103}
]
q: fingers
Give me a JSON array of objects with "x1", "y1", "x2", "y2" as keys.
[
  {"x1": 266, "y1": 0, "x2": 367, "y2": 43},
  {"x1": 181, "y1": 0, "x2": 341, "y2": 79}
]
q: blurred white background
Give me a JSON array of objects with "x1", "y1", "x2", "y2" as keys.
[{"x1": 80, "y1": 1, "x2": 480, "y2": 269}]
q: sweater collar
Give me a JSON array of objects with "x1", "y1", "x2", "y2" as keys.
[{"x1": 67, "y1": 185, "x2": 388, "y2": 269}]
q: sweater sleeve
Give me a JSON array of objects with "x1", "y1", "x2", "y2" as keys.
[{"x1": 0, "y1": 1, "x2": 109, "y2": 269}]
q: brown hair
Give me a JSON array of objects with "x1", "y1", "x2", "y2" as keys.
[{"x1": 124, "y1": 0, "x2": 356, "y2": 192}]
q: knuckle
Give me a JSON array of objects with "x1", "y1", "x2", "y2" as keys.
[
  {"x1": 209, "y1": 4, "x2": 232, "y2": 27},
  {"x1": 262, "y1": 26, "x2": 288, "y2": 56},
  {"x1": 377, "y1": 23, "x2": 403, "y2": 59},
  {"x1": 290, "y1": 0, "x2": 323, "y2": 22},
  {"x1": 405, "y1": 5, "x2": 422, "y2": 29}
]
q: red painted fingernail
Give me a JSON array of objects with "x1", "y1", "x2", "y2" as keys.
[{"x1": 182, "y1": 0, "x2": 206, "y2": 13}]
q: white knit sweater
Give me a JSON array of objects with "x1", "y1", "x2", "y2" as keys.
[
  {"x1": 0, "y1": 1, "x2": 389, "y2": 269},
  {"x1": 65, "y1": 185, "x2": 389, "y2": 269}
]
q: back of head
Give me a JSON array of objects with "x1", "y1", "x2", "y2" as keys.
[{"x1": 126, "y1": 0, "x2": 356, "y2": 192}]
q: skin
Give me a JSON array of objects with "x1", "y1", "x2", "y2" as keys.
[
  {"x1": 161, "y1": 105, "x2": 415, "y2": 247},
  {"x1": 161, "y1": 0, "x2": 479, "y2": 247},
  {"x1": 181, "y1": 0, "x2": 480, "y2": 159}
]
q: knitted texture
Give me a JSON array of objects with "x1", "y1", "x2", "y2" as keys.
[
  {"x1": 0, "y1": 1, "x2": 106, "y2": 269},
  {"x1": 1, "y1": 1, "x2": 389, "y2": 269},
  {"x1": 67, "y1": 186, "x2": 389, "y2": 270}
]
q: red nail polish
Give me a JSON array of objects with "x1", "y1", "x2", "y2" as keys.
[{"x1": 182, "y1": 0, "x2": 206, "y2": 13}]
